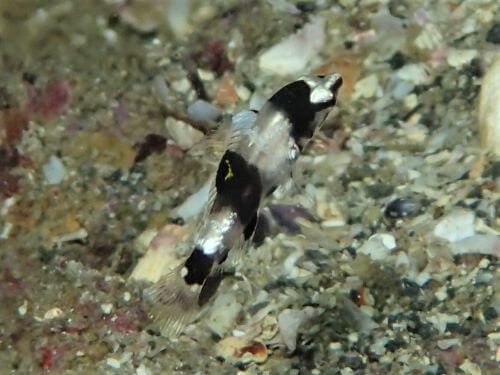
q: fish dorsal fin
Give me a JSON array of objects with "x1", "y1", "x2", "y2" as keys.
[
  {"x1": 194, "y1": 174, "x2": 217, "y2": 237},
  {"x1": 226, "y1": 110, "x2": 258, "y2": 151}
]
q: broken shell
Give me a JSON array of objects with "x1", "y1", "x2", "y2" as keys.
[
  {"x1": 43, "y1": 307, "x2": 63, "y2": 320},
  {"x1": 215, "y1": 336, "x2": 268, "y2": 364},
  {"x1": 129, "y1": 224, "x2": 190, "y2": 283},
  {"x1": 259, "y1": 17, "x2": 325, "y2": 75},
  {"x1": 478, "y1": 54, "x2": 500, "y2": 156}
]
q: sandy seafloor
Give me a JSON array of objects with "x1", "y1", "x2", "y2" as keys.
[{"x1": 0, "y1": 0, "x2": 499, "y2": 374}]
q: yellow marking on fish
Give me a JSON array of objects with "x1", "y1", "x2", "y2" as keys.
[{"x1": 224, "y1": 159, "x2": 234, "y2": 181}]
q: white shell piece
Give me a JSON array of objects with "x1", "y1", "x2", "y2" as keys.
[
  {"x1": 258, "y1": 17, "x2": 325, "y2": 75},
  {"x1": 478, "y1": 54, "x2": 500, "y2": 156}
]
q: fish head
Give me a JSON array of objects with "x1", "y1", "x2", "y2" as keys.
[{"x1": 269, "y1": 73, "x2": 343, "y2": 151}]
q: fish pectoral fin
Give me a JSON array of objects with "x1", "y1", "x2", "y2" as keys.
[{"x1": 144, "y1": 265, "x2": 201, "y2": 338}]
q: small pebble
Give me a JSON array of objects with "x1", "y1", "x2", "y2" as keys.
[
  {"x1": 136, "y1": 364, "x2": 152, "y2": 375},
  {"x1": 123, "y1": 291, "x2": 131, "y2": 302},
  {"x1": 187, "y1": 100, "x2": 221, "y2": 122},
  {"x1": 106, "y1": 357, "x2": 121, "y2": 369},
  {"x1": 17, "y1": 300, "x2": 28, "y2": 316},
  {"x1": 427, "y1": 313, "x2": 459, "y2": 334},
  {"x1": 459, "y1": 359, "x2": 481, "y2": 375},
  {"x1": 44, "y1": 307, "x2": 63, "y2": 320},
  {"x1": 278, "y1": 307, "x2": 315, "y2": 351},
  {"x1": 328, "y1": 342, "x2": 342, "y2": 352},
  {"x1": 358, "y1": 235, "x2": 395, "y2": 261},
  {"x1": 437, "y1": 338, "x2": 460, "y2": 350},
  {"x1": 171, "y1": 77, "x2": 191, "y2": 93},
  {"x1": 43, "y1": 155, "x2": 67, "y2": 185},
  {"x1": 206, "y1": 293, "x2": 242, "y2": 337},
  {"x1": 101, "y1": 303, "x2": 113, "y2": 314},
  {"x1": 352, "y1": 74, "x2": 379, "y2": 100},
  {"x1": 165, "y1": 117, "x2": 204, "y2": 150},
  {"x1": 446, "y1": 49, "x2": 477, "y2": 68}
]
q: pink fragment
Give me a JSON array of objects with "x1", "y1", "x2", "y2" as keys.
[{"x1": 27, "y1": 80, "x2": 71, "y2": 118}]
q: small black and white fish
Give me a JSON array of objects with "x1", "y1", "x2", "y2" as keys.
[{"x1": 146, "y1": 73, "x2": 343, "y2": 335}]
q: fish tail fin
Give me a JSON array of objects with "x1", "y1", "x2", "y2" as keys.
[{"x1": 144, "y1": 266, "x2": 200, "y2": 337}]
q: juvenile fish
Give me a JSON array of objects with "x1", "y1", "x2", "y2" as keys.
[{"x1": 146, "y1": 74, "x2": 343, "y2": 335}]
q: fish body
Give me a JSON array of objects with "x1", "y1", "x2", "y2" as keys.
[{"x1": 146, "y1": 73, "x2": 343, "y2": 335}]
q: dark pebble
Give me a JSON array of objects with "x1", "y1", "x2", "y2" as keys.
[
  {"x1": 446, "y1": 287, "x2": 455, "y2": 299},
  {"x1": 445, "y1": 322, "x2": 470, "y2": 336},
  {"x1": 466, "y1": 186, "x2": 483, "y2": 199},
  {"x1": 296, "y1": 1, "x2": 316, "y2": 12},
  {"x1": 462, "y1": 58, "x2": 482, "y2": 78},
  {"x1": 349, "y1": 289, "x2": 361, "y2": 304},
  {"x1": 167, "y1": 217, "x2": 185, "y2": 225},
  {"x1": 366, "y1": 183, "x2": 394, "y2": 199},
  {"x1": 483, "y1": 306, "x2": 498, "y2": 320},
  {"x1": 483, "y1": 160, "x2": 500, "y2": 179},
  {"x1": 436, "y1": 363, "x2": 447, "y2": 375},
  {"x1": 346, "y1": 164, "x2": 375, "y2": 181},
  {"x1": 407, "y1": 313, "x2": 437, "y2": 339},
  {"x1": 417, "y1": 323, "x2": 436, "y2": 339},
  {"x1": 338, "y1": 354, "x2": 365, "y2": 370},
  {"x1": 486, "y1": 23, "x2": 500, "y2": 44},
  {"x1": 388, "y1": 51, "x2": 407, "y2": 70},
  {"x1": 384, "y1": 337, "x2": 406, "y2": 352},
  {"x1": 385, "y1": 197, "x2": 421, "y2": 219},
  {"x1": 344, "y1": 40, "x2": 354, "y2": 49},
  {"x1": 400, "y1": 278, "x2": 421, "y2": 296}
]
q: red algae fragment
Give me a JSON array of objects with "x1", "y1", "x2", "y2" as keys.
[
  {"x1": 2, "y1": 109, "x2": 28, "y2": 144},
  {"x1": 104, "y1": 307, "x2": 145, "y2": 333},
  {"x1": 27, "y1": 80, "x2": 71, "y2": 119},
  {"x1": 133, "y1": 133, "x2": 167, "y2": 163},
  {"x1": 40, "y1": 346, "x2": 53, "y2": 370},
  {"x1": 437, "y1": 347, "x2": 465, "y2": 372},
  {"x1": 193, "y1": 39, "x2": 232, "y2": 76},
  {"x1": 1, "y1": 270, "x2": 25, "y2": 298},
  {"x1": 0, "y1": 171, "x2": 20, "y2": 197}
]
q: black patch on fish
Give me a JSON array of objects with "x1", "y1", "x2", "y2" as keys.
[
  {"x1": 243, "y1": 213, "x2": 258, "y2": 240},
  {"x1": 215, "y1": 150, "x2": 262, "y2": 224},
  {"x1": 183, "y1": 247, "x2": 214, "y2": 285},
  {"x1": 269, "y1": 79, "x2": 338, "y2": 149},
  {"x1": 218, "y1": 247, "x2": 230, "y2": 264},
  {"x1": 252, "y1": 213, "x2": 270, "y2": 247},
  {"x1": 198, "y1": 271, "x2": 224, "y2": 306}
]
